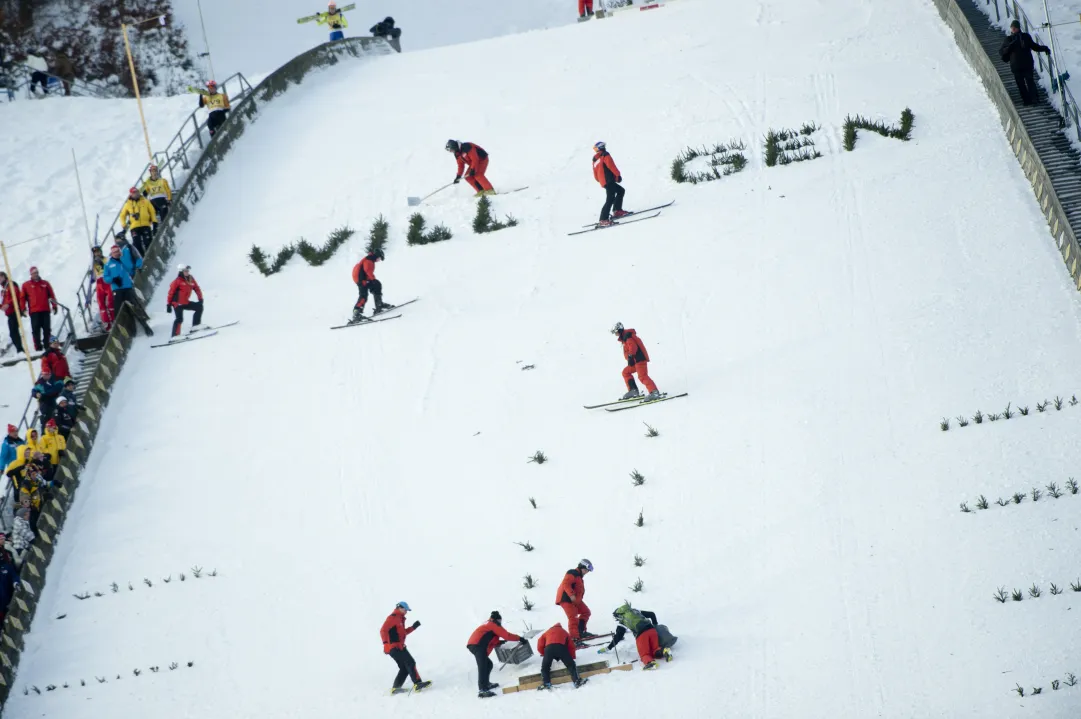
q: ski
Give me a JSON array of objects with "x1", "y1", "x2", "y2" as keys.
[
  {"x1": 331, "y1": 315, "x2": 400, "y2": 330},
  {"x1": 495, "y1": 186, "x2": 529, "y2": 196},
  {"x1": 188, "y1": 320, "x2": 239, "y2": 333},
  {"x1": 297, "y1": 2, "x2": 354, "y2": 23},
  {"x1": 579, "y1": 201, "x2": 674, "y2": 227},
  {"x1": 151, "y1": 331, "x2": 218, "y2": 349},
  {"x1": 568, "y1": 212, "x2": 660, "y2": 237},
  {"x1": 585, "y1": 396, "x2": 657, "y2": 410},
  {"x1": 1, "y1": 352, "x2": 44, "y2": 368},
  {"x1": 605, "y1": 393, "x2": 688, "y2": 412}
]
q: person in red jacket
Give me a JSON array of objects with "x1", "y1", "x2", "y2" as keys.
[
  {"x1": 350, "y1": 249, "x2": 395, "y2": 323},
  {"x1": 446, "y1": 140, "x2": 494, "y2": 196},
  {"x1": 535, "y1": 623, "x2": 587, "y2": 690},
  {"x1": 592, "y1": 141, "x2": 629, "y2": 226},
  {"x1": 555, "y1": 558, "x2": 594, "y2": 643},
  {"x1": 166, "y1": 264, "x2": 205, "y2": 337},
  {"x1": 466, "y1": 610, "x2": 526, "y2": 697},
  {"x1": 40, "y1": 338, "x2": 70, "y2": 379},
  {"x1": 0, "y1": 272, "x2": 23, "y2": 355},
  {"x1": 20, "y1": 267, "x2": 57, "y2": 352},
  {"x1": 612, "y1": 322, "x2": 660, "y2": 400},
  {"x1": 379, "y1": 601, "x2": 431, "y2": 694}
]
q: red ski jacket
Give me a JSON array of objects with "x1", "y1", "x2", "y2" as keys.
[
  {"x1": 40, "y1": 349, "x2": 70, "y2": 380},
  {"x1": 466, "y1": 620, "x2": 522, "y2": 656},
  {"x1": 0, "y1": 282, "x2": 20, "y2": 317},
  {"x1": 352, "y1": 256, "x2": 377, "y2": 285},
  {"x1": 455, "y1": 142, "x2": 488, "y2": 176},
  {"x1": 379, "y1": 608, "x2": 415, "y2": 653},
  {"x1": 167, "y1": 275, "x2": 203, "y2": 307},
  {"x1": 21, "y1": 279, "x2": 57, "y2": 314},
  {"x1": 592, "y1": 150, "x2": 621, "y2": 187},
  {"x1": 555, "y1": 568, "x2": 586, "y2": 605},
  {"x1": 537, "y1": 624, "x2": 576, "y2": 659},
  {"x1": 621, "y1": 329, "x2": 649, "y2": 365}
]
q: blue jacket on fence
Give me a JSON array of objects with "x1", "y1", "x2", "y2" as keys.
[
  {"x1": 103, "y1": 258, "x2": 134, "y2": 290},
  {"x1": 0, "y1": 436, "x2": 22, "y2": 471},
  {"x1": 0, "y1": 559, "x2": 19, "y2": 610}
]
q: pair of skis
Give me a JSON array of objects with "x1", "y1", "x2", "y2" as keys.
[
  {"x1": 330, "y1": 298, "x2": 419, "y2": 330},
  {"x1": 296, "y1": 2, "x2": 355, "y2": 23},
  {"x1": 568, "y1": 201, "x2": 674, "y2": 236},
  {"x1": 584, "y1": 392, "x2": 688, "y2": 412},
  {"x1": 150, "y1": 321, "x2": 239, "y2": 349}
]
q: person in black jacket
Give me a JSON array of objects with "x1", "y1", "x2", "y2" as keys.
[
  {"x1": 370, "y1": 16, "x2": 401, "y2": 41},
  {"x1": 1000, "y1": 20, "x2": 1051, "y2": 106}
]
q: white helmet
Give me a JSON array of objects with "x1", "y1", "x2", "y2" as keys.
[{"x1": 178, "y1": 263, "x2": 190, "y2": 273}]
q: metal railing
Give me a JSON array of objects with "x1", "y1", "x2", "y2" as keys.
[
  {"x1": 73, "y1": 72, "x2": 254, "y2": 332},
  {"x1": 12, "y1": 304, "x2": 79, "y2": 433},
  {"x1": 983, "y1": 0, "x2": 1081, "y2": 140},
  {"x1": 0, "y1": 61, "x2": 116, "y2": 101}
]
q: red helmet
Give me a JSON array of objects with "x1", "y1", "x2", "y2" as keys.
[{"x1": 129, "y1": 186, "x2": 139, "y2": 195}]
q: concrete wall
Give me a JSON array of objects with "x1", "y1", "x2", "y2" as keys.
[
  {"x1": 930, "y1": 0, "x2": 1081, "y2": 290},
  {"x1": 0, "y1": 35, "x2": 400, "y2": 709}
]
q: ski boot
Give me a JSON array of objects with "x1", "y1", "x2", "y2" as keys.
[
  {"x1": 597, "y1": 219, "x2": 614, "y2": 227},
  {"x1": 390, "y1": 687, "x2": 408, "y2": 695},
  {"x1": 580, "y1": 630, "x2": 598, "y2": 639},
  {"x1": 485, "y1": 682, "x2": 500, "y2": 690},
  {"x1": 663, "y1": 648, "x2": 673, "y2": 662},
  {"x1": 644, "y1": 390, "x2": 663, "y2": 401},
  {"x1": 642, "y1": 661, "x2": 658, "y2": 671},
  {"x1": 373, "y1": 302, "x2": 396, "y2": 316},
  {"x1": 612, "y1": 209, "x2": 631, "y2": 219},
  {"x1": 478, "y1": 690, "x2": 497, "y2": 698},
  {"x1": 350, "y1": 307, "x2": 366, "y2": 324},
  {"x1": 573, "y1": 677, "x2": 589, "y2": 688},
  {"x1": 621, "y1": 388, "x2": 641, "y2": 401},
  {"x1": 413, "y1": 680, "x2": 432, "y2": 692},
  {"x1": 537, "y1": 682, "x2": 553, "y2": 691}
]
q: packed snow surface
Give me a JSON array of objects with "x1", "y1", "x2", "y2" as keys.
[{"x1": 6, "y1": 0, "x2": 1081, "y2": 717}]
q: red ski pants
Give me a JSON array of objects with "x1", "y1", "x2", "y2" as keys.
[
  {"x1": 635, "y1": 627, "x2": 662, "y2": 664},
  {"x1": 560, "y1": 601, "x2": 591, "y2": 640},
  {"x1": 622, "y1": 361, "x2": 658, "y2": 393},
  {"x1": 579, "y1": 0, "x2": 594, "y2": 15},
  {"x1": 464, "y1": 157, "x2": 493, "y2": 193}
]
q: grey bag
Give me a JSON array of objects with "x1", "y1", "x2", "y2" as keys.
[
  {"x1": 495, "y1": 641, "x2": 533, "y2": 665},
  {"x1": 655, "y1": 624, "x2": 678, "y2": 649}
]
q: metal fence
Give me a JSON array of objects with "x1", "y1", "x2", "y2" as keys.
[
  {"x1": 9, "y1": 304, "x2": 79, "y2": 434},
  {"x1": 73, "y1": 72, "x2": 254, "y2": 332},
  {"x1": 0, "y1": 62, "x2": 116, "y2": 101},
  {"x1": 983, "y1": 0, "x2": 1081, "y2": 141}
]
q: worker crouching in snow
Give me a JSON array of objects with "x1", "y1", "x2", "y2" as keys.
[{"x1": 598, "y1": 603, "x2": 677, "y2": 670}]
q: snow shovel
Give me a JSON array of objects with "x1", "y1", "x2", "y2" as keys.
[{"x1": 407, "y1": 182, "x2": 454, "y2": 207}]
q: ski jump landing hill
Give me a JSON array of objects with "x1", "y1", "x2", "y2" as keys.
[{"x1": 5, "y1": 1, "x2": 1081, "y2": 717}]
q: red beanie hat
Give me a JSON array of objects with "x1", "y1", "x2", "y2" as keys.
[
  {"x1": 6, "y1": 424, "x2": 15, "y2": 433},
  {"x1": 45, "y1": 419, "x2": 56, "y2": 428}
]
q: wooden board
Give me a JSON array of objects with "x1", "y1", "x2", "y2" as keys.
[{"x1": 502, "y1": 662, "x2": 633, "y2": 694}]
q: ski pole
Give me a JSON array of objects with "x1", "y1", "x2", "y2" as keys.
[{"x1": 408, "y1": 182, "x2": 454, "y2": 206}]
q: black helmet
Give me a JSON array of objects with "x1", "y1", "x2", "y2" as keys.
[
  {"x1": 371, "y1": 249, "x2": 385, "y2": 261},
  {"x1": 384, "y1": 16, "x2": 395, "y2": 25},
  {"x1": 445, "y1": 139, "x2": 460, "y2": 153},
  {"x1": 490, "y1": 610, "x2": 502, "y2": 623}
]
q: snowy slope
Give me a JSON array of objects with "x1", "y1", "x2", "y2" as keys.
[
  {"x1": 7, "y1": 0, "x2": 1081, "y2": 717},
  {"x1": 0, "y1": 94, "x2": 196, "y2": 411},
  {"x1": 172, "y1": 0, "x2": 577, "y2": 77}
]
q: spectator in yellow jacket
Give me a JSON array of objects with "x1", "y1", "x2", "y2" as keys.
[
  {"x1": 38, "y1": 420, "x2": 65, "y2": 465},
  {"x1": 317, "y1": 2, "x2": 349, "y2": 41},
  {"x1": 120, "y1": 186, "x2": 158, "y2": 256},
  {"x1": 199, "y1": 80, "x2": 231, "y2": 137},
  {"x1": 141, "y1": 165, "x2": 172, "y2": 231}
]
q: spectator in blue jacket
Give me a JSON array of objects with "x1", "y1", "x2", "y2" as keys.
[
  {"x1": 103, "y1": 245, "x2": 155, "y2": 337},
  {"x1": 60, "y1": 378, "x2": 77, "y2": 408},
  {"x1": 31, "y1": 370, "x2": 64, "y2": 429},
  {"x1": 112, "y1": 232, "x2": 143, "y2": 279},
  {"x1": 0, "y1": 425, "x2": 22, "y2": 470}
]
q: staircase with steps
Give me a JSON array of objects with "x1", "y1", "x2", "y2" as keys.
[
  {"x1": 71, "y1": 348, "x2": 102, "y2": 406},
  {"x1": 956, "y1": 0, "x2": 1081, "y2": 226}
]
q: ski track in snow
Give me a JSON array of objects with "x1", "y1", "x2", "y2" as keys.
[{"x1": 4, "y1": 0, "x2": 1081, "y2": 718}]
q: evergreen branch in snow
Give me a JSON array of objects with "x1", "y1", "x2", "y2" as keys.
[
  {"x1": 528, "y1": 497, "x2": 537, "y2": 509},
  {"x1": 956, "y1": 415, "x2": 969, "y2": 427},
  {"x1": 1066, "y1": 673, "x2": 1078, "y2": 686},
  {"x1": 993, "y1": 587, "x2": 1008, "y2": 603},
  {"x1": 670, "y1": 141, "x2": 747, "y2": 184},
  {"x1": 635, "y1": 509, "x2": 644, "y2": 527},
  {"x1": 1037, "y1": 400, "x2": 1049, "y2": 412},
  {"x1": 1054, "y1": 396, "x2": 1064, "y2": 410},
  {"x1": 988, "y1": 413, "x2": 1001, "y2": 422},
  {"x1": 1030, "y1": 487, "x2": 1041, "y2": 502},
  {"x1": 940, "y1": 418, "x2": 950, "y2": 431},
  {"x1": 630, "y1": 469, "x2": 645, "y2": 486},
  {"x1": 407, "y1": 212, "x2": 452, "y2": 245},
  {"x1": 1052, "y1": 679, "x2": 1060, "y2": 690},
  {"x1": 975, "y1": 495, "x2": 989, "y2": 510},
  {"x1": 1049, "y1": 583, "x2": 1063, "y2": 595},
  {"x1": 191, "y1": 566, "x2": 202, "y2": 578},
  {"x1": 843, "y1": 108, "x2": 915, "y2": 151},
  {"x1": 634, "y1": 554, "x2": 645, "y2": 567},
  {"x1": 366, "y1": 216, "x2": 389, "y2": 255},
  {"x1": 110, "y1": 583, "x2": 118, "y2": 593},
  {"x1": 973, "y1": 410, "x2": 984, "y2": 424},
  {"x1": 1047, "y1": 482, "x2": 1062, "y2": 499},
  {"x1": 1067, "y1": 478, "x2": 1079, "y2": 495},
  {"x1": 959, "y1": 502, "x2": 971, "y2": 513},
  {"x1": 515, "y1": 541, "x2": 534, "y2": 552},
  {"x1": 1011, "y1": 588, "x2": 1023, "y2": 601},
  {"x1": 1012, "y1": 492, "x2": 1025, "y2": 505},
  {"x1": 523, "y1": 574, "x2": 536, "y2": 589},
  {"x1": 630, "y1": 577, "x2": 644, "y2": 593},
  {"x1": 1031, "y1": 687, "x2": 1042, "y2": 695},
  {"x1": 1071, "y1": 395, "x2": 1079, "y2": 406},
  {"x1": 1014, "y1": 684, "x2": 1025, "y2": 697},
  {"x1": 1002, "y1": 403, "x2": 1013, "y2": 419},
  {"x1": 250, "y1": 226, "x2": 356, "y2": 275},
  {"x1": 644, "y1": 423, "x2": 659, "y2": 437},
  {"x1": 995, "y1": 497, "x2": 1008, "y2": 507},
  {"x1": 522, "y1": 596, "x2": 534, "y2": 611},
  {"x1": 143, "y1": 578, "x2": 152, "y2": 588},
  {"x1": 1018, "y1": 405, "x2": 1030, "y2": 416},
  {"x1": 73, "y1": 592, "x2": 90, "y2": 600},
  {"x1": 472, "y1": 196, "x2": 518, "y2": 233},
  {"x1": 527, "y1": 450, "x2": 547, "y2": 464},
  {"x1": 1028, "y1": 583, "x2": 1041, "y2": 598}
]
